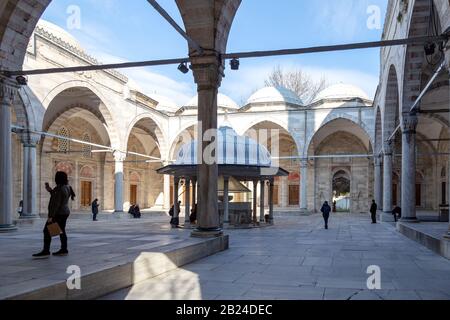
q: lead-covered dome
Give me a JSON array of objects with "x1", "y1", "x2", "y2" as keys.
[
  {"x1": 246, "y1": 86, "x2": 303, "y2": 106},
  {"x1": 149, "y1": 94, "x2": 179, "y2": 113},
  {"x1": 185, "y1": 93, "x2": 240, "y2": 110},
  {"x1": 35, "y1": 19, "x2": 84, "y2": 52},
  {"x1": 313, "y1": 84, "x2": 370, "y2": 103},
  {"x1": 175, "y1": 125, "x2": 272, "y2": 166}
]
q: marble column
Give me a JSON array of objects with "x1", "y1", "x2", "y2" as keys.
[
  {"x1": 184, "y1": 178, "x2": 191, "y2": 224},
  {"x1": 268, "y1": 178, "x2": 274, "y2": 224},
  {"x1": 382, "y1": 142, "x2": 395, "y2": 222},
  {"x1": 113, "y1": 151, "x2": 126, "y2": 213},
  {"x1": 163, "y1": 174, "x2": 171, "y2": 210},
  {"x1": 374, "y1": 155, "x2": 383, "y2": 211},
  {"x1": 300, "y1": 159, "x2": 308, "y2": 212},
  {"x1": 173, "y1": 177, "x2": 180, "y2": 218},
  {"x1": 0, "y1": 81, "x2": 17, "y2": 231},
  {"x1": 252, "y1": 180, "x2": 258, "y2": 223},
  {"x1": 20, "y1": 132, "x2": 41, "y2": 219},
  {"x1": 223, "y1": 176, "x2": 230, "y2": 223},
  {"x1": 191, "y1": 178, "x2": 197, "y2": 206},
  {"x1": 400, "y1": 113, "x2": 418, "y2": 222},
  {"x1": 281, "y1": 177, "x2": 288, "y2": 208},
  {"x1": 191, "y1": 60, "x2": 223, "y2": 237},
  {"x1": 260, "y1": 179, "x2": 265, "y2": 222}
]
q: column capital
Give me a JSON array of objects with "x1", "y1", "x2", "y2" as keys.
[
  {"x1": 383, "y1": 141, "x2": 393, "y2": 156},
  {"x1": 374, "y1": 155, "x2": 383, "y2": 166},
  {"x1": 190, "y1": 56, "x2": 224, "y2": 90},
  {"x1": 20, "y1": 131, "x2": 41, "y2": 147},
  {"x1": 0, "y1": 79, "x2": 18, "y2": 104},
  {"x1": 300, "y1": 159, "x2": 308, "y2": 168},
  {"x1": 401, "y1": 113, "x2": 418, "y2": 134},
  {"x1": 113, "y1": 150, "x2": 127, "y2": 162}
]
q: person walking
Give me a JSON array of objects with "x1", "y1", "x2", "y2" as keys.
[
  {"x1": 321, "y1": 201, "x2": 331, "y2": 229},
  {"x1": 134, "y1": 205, "x2": 141, "y2": 219},
  {"x1": 33, "y1": 171, "x2": 75, "y2": 259},
  {"x1": 92, "y1": 199, "x2": 99, "y2": 221},
  {"x1": 370, "y1": 200, "x2": 378, "y2": 224}
]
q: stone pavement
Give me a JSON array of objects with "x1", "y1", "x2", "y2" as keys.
[
  {"x1": 101, "y1": 213, "x2": 450, "y2": 300},
  {"x1": 0, "y1": 215, "x2": 226, "y2": 299}
]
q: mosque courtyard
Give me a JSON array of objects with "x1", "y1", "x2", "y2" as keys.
[{"x1": 0, "y1": 213, "x2": 449, "y2": 300}]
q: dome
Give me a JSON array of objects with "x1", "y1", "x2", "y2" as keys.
[
  {"x1": 175, "y1": 125, "x2": 272, "y2": 166},
  {"x1": 313, "y1": 84, "x2": 370, "y2": 103},
  {"x1": 246, "y1": 86, "x2": 303, "y2": 106},
  {"x1": 149, "y1": 94, "x2": 178, "y2": 113},
  {"x1": 185, "y1": 93, "x2": 240, "y2": 110},
  {"x1": 36, "y1": 19, "x2": 84, "y2": 52}
]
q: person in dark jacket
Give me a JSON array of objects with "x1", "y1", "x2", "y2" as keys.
[
  {"x1": 134, "y1": 205, "x2": 141, "y2": 219},
  {"x1": 92, "y1": 199, "x2": 99, "y2": 221},
  {"x1": 392, "y1": 206, "x2": 401, "y2": 222},
  {"x1": 370, "y1": 200, "x2": 378, "y2": 224},
  {"x1": 190, "y1": 204, "x2": 197, "y2": 224},
  {"x1": 321, "y1": 201, "x2": 331, "y2": 229},
  {"x1": 33, "y1": 171, "x2": 75, "y2": 259}
]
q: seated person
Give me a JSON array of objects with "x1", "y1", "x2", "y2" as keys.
[
  {"x1": 392, "y1": 206, "x2": 401, "y2": 222},
  {"x1": 134, "y1": 205, "x2": 141, "y2": 219}
]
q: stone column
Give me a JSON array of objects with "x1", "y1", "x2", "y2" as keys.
[
  {"x1": 281, "y1": 177, "x2": 288, "y2": 208},
  {"x1": 173, "y1": 177, "x2": 180, "y2": 218},
  {"x1": 20, "y1": 132, "x2": 41, "y2": 219},
  {"x1": 163, "y1": 174, "x2": 171, "y2": 210},
  {"x1": 300, "y1": 159, "x2": 308, "y2": 212},
  {"x1": 223, "y1": 176, "x2": 230, "y2": 223},
  {"x1": 252, "y1": 180, "x2": 258, "y2": 223},
  {"x1": 113, "y1": 151, "x2": 126, "y2": 213},
  {"x1": 184, "y1": 178, "x2": 191, "y2": 224},
  {"x1": 191, "y1": 178, "x2": 197, "y2": 206},
  {"x1": 382, "y1": 142, "x2": 395, "y2": 222},
  {"x1": 374, "y1": 155, "x2": 383, "y2": 211},
  {"x1": 401, "y1": 113, "x2": 418, "y2": 222},
  {"x1": 260, "y1": 179, "x2": 266, "y2": 222},
  {"x1": 268, "y1": 178, "x2": 274, "y2": 224},
  {"x1": 0, "y1": 81, "x2": 17, "y2": 231},
  {"x1": 191, "y1": 60, "x2": 223, "y2": 237}
]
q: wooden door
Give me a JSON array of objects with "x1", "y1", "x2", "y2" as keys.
[
  {"x1": 392, "y1": 184, "x2": 397, "y2": 206},
  {"x1": 81, "y1": 181, "x2": 92, "y2": 207},
  {"x1": 273, "y1": 185, "x2": 279, "y2": 205},
  {"x1": 415, "y1": 184, "x2": 421, "y2": 206},
  {"x1": 289, "y1": 185, "x2": 299, "y2": 206},
  {"x1": 130, "y1": 184, "x2": 137, "y2": 205}
]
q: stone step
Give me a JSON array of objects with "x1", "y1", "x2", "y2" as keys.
[
  {"x1": 397, "y1": 222, "x2": 450, "y2": 260},
  {"x1": 4, "y1": 235, "x2": 229, "y2": 300}
]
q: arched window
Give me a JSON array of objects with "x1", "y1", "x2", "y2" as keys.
[
  {"x1": 441, "y1": 167, "x2": 446, "y2": 178},
  {"x1": 82, "y1": 133, "x2": 92, "y2": 158},
  {"x1": 58, "y1": 127, "x2": 70, "y2": 153}
]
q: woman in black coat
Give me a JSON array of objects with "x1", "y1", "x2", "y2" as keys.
[
  {"x1": 33, "y1": 171, "x2": 75, "y2": 259},
  {"x1": 321, "y1": 201, "x2": 331, "y2": 229}
]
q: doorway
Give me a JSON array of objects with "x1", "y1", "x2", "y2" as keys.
[
  {"x1": 130, "y1": 184, "x2": 138, "y2": 205},
  {"x1": 332, "y1": 170, "x2": 351, "y2": 212},
  {"x1": 80, "y1": 181, "x2": 92, "y2": 208},
  {"x1": 289, "y1": 185, "x2": 299, "y2": 206}
]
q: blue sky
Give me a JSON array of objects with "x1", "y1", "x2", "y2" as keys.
[{"x1": 42, "y1": 0, "x2": 387, "y2": 105}]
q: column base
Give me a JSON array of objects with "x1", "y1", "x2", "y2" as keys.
[
  {"x1": 19, "y1": 214, "x2": 40, "y2": 220},
  {"x1": 444, "y1": 231, "x2": 450, "y2": 240},
  {"x1": 400, "y1": 217, "x2": 419, "y2": 223},
  {"x1": 0, "y1": 224, "x2": 18, "y2": 232},
  {"x1": 191, "y1": 227, "x2": 223, "y2": 238},
  {"x1": 380, "y1": 211, "x2": 396, "y2": 222}
]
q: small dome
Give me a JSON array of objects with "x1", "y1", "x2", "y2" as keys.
[
  {"x1": 313, "y1": 84, "x2": 370, "y2": 103},
  {"x1": 175, "y1": 125, "x2": 271, "y2": 166},
  {"x1": 185, "y1": 93, "x2": 240, "y2": 110},
  {"x1": 246, "y1": 86, "x2": 303, "y2": 106},
  {"x1": 36, "y1": 19, "x2": 84, "y2": 52},
  {"x1": 149, "y1": 94, "x2": 178, "y2": 113}
]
